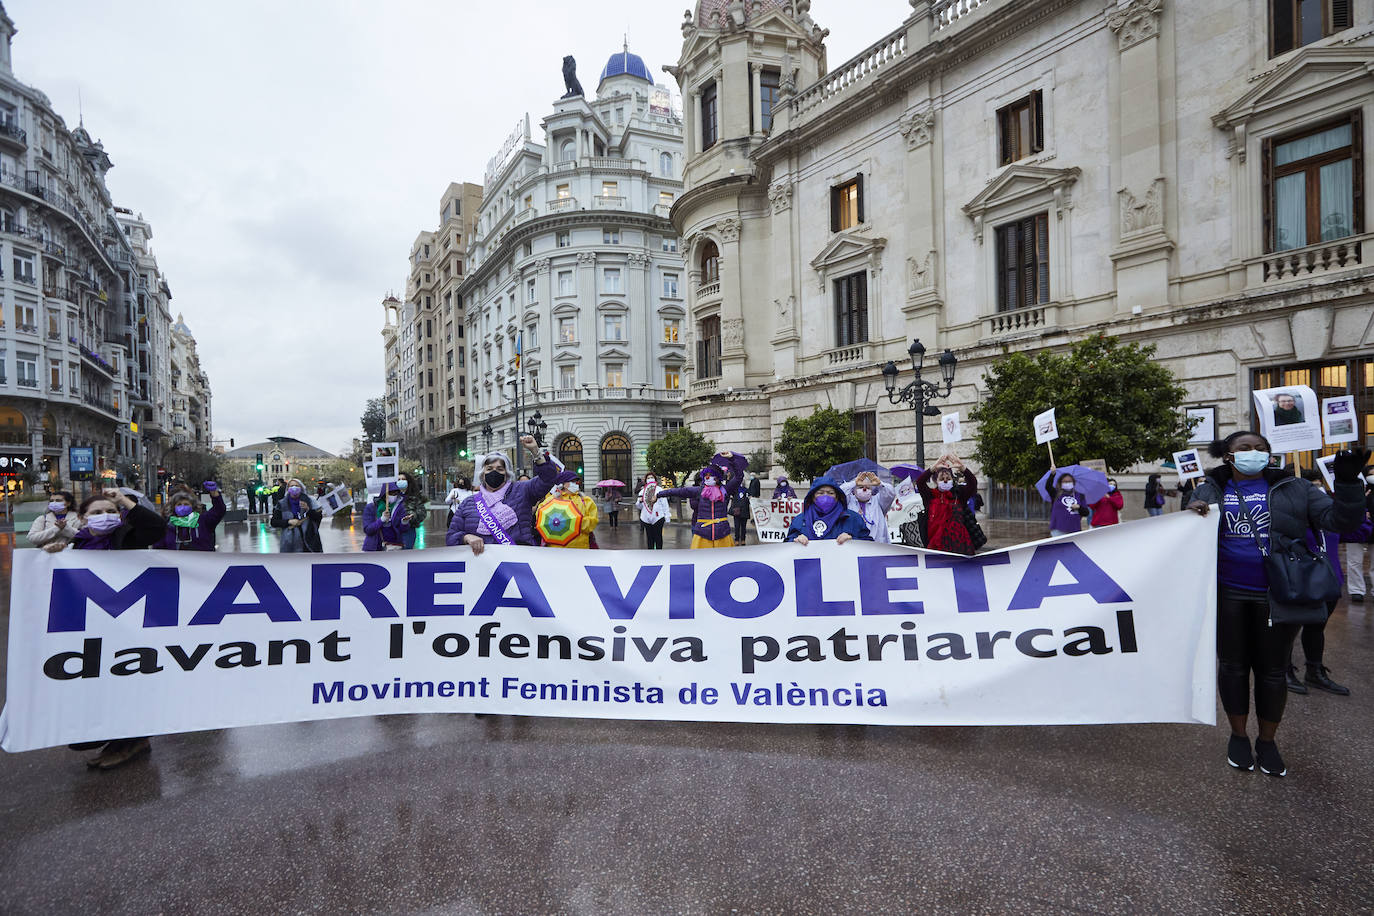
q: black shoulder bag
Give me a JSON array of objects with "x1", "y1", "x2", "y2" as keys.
[{"x1": 1231, "y1": 484, "x2": 1339, "y2": 622}]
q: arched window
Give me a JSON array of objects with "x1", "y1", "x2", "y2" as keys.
[
  {"x1": 659, "y1": 152, "x2": 673, "y2": 177},
  {"x1": 560, "y1": 139, "x2": 576, "y2": 162},
  {"x1": 699, "y1": 241, "x2": 720, "y2": 284},
  {"x1": 558, "y1": 434, "x2": 584, "y2": 475},
  {"x1": 600, "y1": 433, "x2": 631, "y2": 489},
  {"x1": 0, "y1": 406, "x2": 27, "y2": 446}
]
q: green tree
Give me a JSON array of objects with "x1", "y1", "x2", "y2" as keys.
[
  {"x1": 970, "y1": 334, "x2": 1193, "y2": 487},
  {"x1": 646, "y1": 426, "x2": 716, "y2": 487},
  {"x1": 774, "y1": 407, "x2": 865, "y2": 482},
  {"x1": 748, "y1": 449, "x2": 773, "y2": 474},
  {"x1": 320, "y1": 459, "x2": 366, "y2": 492},
  {"x1": 360, "y1": 397, "x2": 387, "y2": 444}
]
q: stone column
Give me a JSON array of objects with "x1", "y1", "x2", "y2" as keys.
[
  {"x1": 691, "y1": 91, "x2": 702, "y2": 156},
  {"x1": 1107, "y1": 0, "x2": 1173, "y2": 312},
  {"x1": 577, "y1": 251, "x2": 597, "y2": 386},
  {"x1": 751, "y1": 64, "x2": 763, "y2": 135},
  {"x1": 716, "y1": 217, "x2": 746, "y2": 388},
  {"x1": 899, "y1": 99, "x2": 942, "y2": 344},
  {"x1": 767, "y1": 178, "x2": 799, "y2": 379},
  {"x1": 626, "y1": 252, "x2": 650, "y2": 385}
]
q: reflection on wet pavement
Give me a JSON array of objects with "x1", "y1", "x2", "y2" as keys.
[{"x1": 2, "y1": 522, "x2": 1373, "y2": 914}]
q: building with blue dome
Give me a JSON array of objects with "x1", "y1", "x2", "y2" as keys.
[{"x1": 598, "y1": 45, "x2": 654, "y2": 90}]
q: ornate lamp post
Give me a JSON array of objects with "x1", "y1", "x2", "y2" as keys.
[
  {"x1": 526, "y1": 409, "x2": 547, "y2": 447},
  {"x1": 481, "y1": 422, "x2": 492, "y2": 453},
  {"x1": 881, "y1": 338, "x2": 957, "y2": 468}
]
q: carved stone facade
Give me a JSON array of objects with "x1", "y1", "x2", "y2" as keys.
[{"x1": 670, "y1": 0, "x2": 1374, "y2": 504}]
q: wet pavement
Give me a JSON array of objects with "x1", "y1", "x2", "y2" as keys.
[{"x1": 1, "y1": 515, "x2": 1373, "y2": 914}]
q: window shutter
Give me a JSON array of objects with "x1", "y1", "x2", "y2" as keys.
[
  {"x1": 1272, "y1": 0, "x2": 1294, "y2": 55},
  {"x1": 856, "y1": 274, "x2": 869, "y2": 343},
  {"x1": 1261, "y1": 137, "x2": 1274, "y2": 252},
  {"x1": 1331, "y1": 0, "x2": 1352, "y2": 30},
  {"x1": 998, "y1": 108, "x2": 1010, "y2": 165},
  {"x1": 856, "y1": 174, "x2": 866, "y2": 225},
  {"x1": 997, "y1": 225, "x2": 1016, "y2": 311},
  {"x1": 1036, "y1": 214, "x2": 1050, "y2": 304},
  {"x1": 831, "y1": 186, "x2": 841, "y2": 233},
  {"x1": 1032, "y1": 90, "x2": 1045, "y2": 154},
  {"x1": 1352, "y1": 110, "x2": 1365, "y2": 234},
  {"x1": 1020, "y1": 218, "x2": 1036, "y2": 309}
]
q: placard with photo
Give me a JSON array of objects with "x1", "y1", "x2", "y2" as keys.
[
  {"x1": 1252, "y1": 385, "x2": 1322, "y2": 453},
  {"x1": 941, "y1": 412, "x2": 962, "y2": 444},
  {"x1": 1172, "y1": 448, "x2": 1204, "y2": 483},
  {"x1": 1321, "y1": 395, "x2": 1358, "y2": 445},
  {"x1": 1033, "y1": 407, "x2": 1059, "y2": 445}
]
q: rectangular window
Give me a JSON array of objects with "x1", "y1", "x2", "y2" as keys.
[
  {"x1": 12, "y1": 250, "x2": 35, "y2": 284},
  {"x1": 997, "y1": 91, "x2": 1045, "y2": 166},
  {"x1": 602, "y1": 181, "x2": 619, "y2": 198},
  {"x1": 526, "y1": 323, "x2": 537, "y2": 348},
  {"x1": 604, "y1": 363, "x2": 624, "y2": 388},
  {"x1": 833, "y1": 272, "x2": 869, "y2": 347},
  {"x1": 0, "y1": 347, "x2": 6, "y2": 383},
  {"x1": 559, "y1": 365, "x2": 576, "y2": 389},
  {"x1": 760, "y1": 68, "x2": 781, "y2": 133},
  {"x1": 16, "y1": 351, "x2": 37, "y2": 386},
  {"x1": 696, "y1": 315, "x2": 722, "y2": 379},
  {"x1": 526, "y1": 279, "x2": 536, "y2": 303},
  {"x1": 664, "y1": 367, "x2": 680, "y2": 390},
  {"x1": 662, "y1": 237, "x2": 678, "y2": 252},
  {"x1": 556, "y1": 184, "x2": 571, "y2": 199},
  {"x1": 458, "y1": 348, "x2": 466, "y2": 367},
  {"x1": 701, "y1": 81, "x2": 719, "y2": 149},
  {"x1": 663, "y1": 318, "x2": 680, "y2": 343},
  {"x1": 557, "y1": 231, "x2": 571, "y2": 248},
  {"x1": 663, "y1": 273, "x2": 679, "y2": 298},
  {"x1": 13, "y1": 302, "x2": 35, "y2": 331},
  {"x1": 603, "y1": 228, "x2": 620, "y2": 244},
  {"x1": 1271, "y1": 0, "x2": 1354, "y2": 56},
  {"x1": 851, "y1": 410, "x2": 878, "y2": 460},
  {"x1": 659, "y1": 191, "x2": 674, "y2": 208},
  {"x1": 603, "y1": 268, "x2": 622, "y2": 293},
  {"x1": 558, "y1": 316, "x2": 576, "y2": 343},
  {"x1": 49, "y1": 358, "x2": 61, "y2": 390},
  {"x1": 558, "y1": 270, "x2": 574, "y2": 296},
  {"x1": 662, "y1": 419, "x2": 684, "y2": 435},
  {"x1": 603, "y1": 314, "x2": 625, "y2": 341},
  {"x1": 1265, "y1": 114, "x2": 1362, "y2": 252},
  {"x1": 460, "y1": 377, "x2": 466, "y2": 396},
  {"x1": 829, "y1": 176, "x2": 864, "y2": 232},
  {"x1": 457, "y1": 324, "x2": 464, "y2": 338},
  {"x1": 995, "y1": 212, "x2": 1051, "y2": 312}
]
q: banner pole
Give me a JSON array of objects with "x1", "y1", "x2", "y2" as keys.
[{"x1": 1047, "y1": 441, "x2": 1056, "y2": 469}]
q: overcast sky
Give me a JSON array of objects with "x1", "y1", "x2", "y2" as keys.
[{"x1": 8, "y1": 0, "x2": 909, "y2": 455}]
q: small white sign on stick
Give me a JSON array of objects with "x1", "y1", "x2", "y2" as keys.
[
  {"x1": 1034, "y1": 408, "x2": 1059, "y2": 445},
  {"x1": 1315, "y1": 454, "x2": 1337, "y2": 491},
  {"x1": 318, "y1": 484, "x2": 352, "y2": 517},
  {"x1": 1321, "y1": 395, "x2": 1358, "y2": 445},
  {"x1": 1172, "y1": 448, "x2": 1205, "y2": 483},
  {"x1": 941, "y1": 412, "x2": 962, "y2": 444},
  {"x1": 1253, "y1": 385, "x2": 1323, "y2": 453}
]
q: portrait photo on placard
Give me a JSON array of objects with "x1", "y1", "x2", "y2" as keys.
[
  {"x1": 1252, "y1": 384, "x2": 1322, "y2": 453},
  {"x1": 1321, "y1": 395, "x2": 1359, "y2": 445}
]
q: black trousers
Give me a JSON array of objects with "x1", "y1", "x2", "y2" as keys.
[
  {"x1": 734, "y1": 514, "x2": 749, "y2": 542},
  {"x1": 608, "y1": 511, "x2": 619, "y2": 528},
  {"x1": 1218, "y1": 587, "x2": 1299, "y2": 723},
  {"x1": 1293, "y1": 599, "x2": 1338, "y2": 667},
  {"x1": 642, "y1": 519, "x2": 664, "y2": 549}
]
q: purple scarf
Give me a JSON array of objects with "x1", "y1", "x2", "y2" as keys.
[{"x1": 476, "y1": 481, "x2": 519, "y2": 536}]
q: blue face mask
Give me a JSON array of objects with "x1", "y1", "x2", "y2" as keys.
[
  {"x1": 397, "y1": 480, "x2": 408, "y2": 491},
  {"x1": 1232, "y1": 451, "x2": 1270, "y2": 475}
]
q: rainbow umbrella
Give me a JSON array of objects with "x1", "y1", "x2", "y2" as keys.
[{"x1": 535, "y1": 496, "x2": 589, "y2": 546}]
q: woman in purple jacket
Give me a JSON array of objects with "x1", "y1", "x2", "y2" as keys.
[
  {"x1": 1048, "y1": 471, "x2": 1090, "y2": 536},
  {"x1": 153, "y1": 482, "x2": 226, "y2": 551},
  {"x1": 447, "y1": 435, "x2": 558, "y2": 553},
  {"x1": 71, "y1": 489, "x2": 167, "y2": 769},
  {"x1": 363, "y1": 482, "x2": 416, "y2": 551},
  {"x1": 658, "y1": 451, "x2": 747, "y2": 548}
]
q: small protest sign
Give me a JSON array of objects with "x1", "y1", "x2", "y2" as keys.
[
  {"x1": 1034, "y1": 408, "x2": 1059, "y2": 445},
  {"x1": 1172, "y1": 448, "x2": 1204, "y2": 483},
  {"x1": 1252, "y1": 385, "x2": 1322, "y2": 453},
  {"x1": 1321, "y1": 395, "x2": 1358, "y2": 445},
  {"x1": 941, "y1": 412, "x2": 962, "y2": 444}
]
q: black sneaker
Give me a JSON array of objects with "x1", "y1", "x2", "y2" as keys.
[
  {"x1": 1305, "y1": 666, "x2": 1351, "y2": 696},
  {"x1": 1255, "y1": 739, "x2": 1286, "y2": 777},
  {"x1": 1227, "y1": 734, "x2": 1254, "y2": 771},
  {"x1": 1285, "y1": 666, "x2": 1309, "y2": 695},
  {"x1": 1350, "y1": 593, "x2": 1365, "y2": 603}
]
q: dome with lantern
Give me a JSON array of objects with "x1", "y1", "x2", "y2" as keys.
[{"x1": 599, "y1": 45, "x2": 654, "y2": 88}]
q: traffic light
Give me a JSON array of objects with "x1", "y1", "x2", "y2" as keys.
[
  {"x1": 416, "y1": 466, "x2": 425, "y2": 476},
  {"x1": 458, "y1": 448, "x2": 469, "y2": 459},
  {"x1": 255, "y1": 452, "x2": 264, "y2": 471},
  {"x1": 577, "y1": 466, "x2": 584, "y2": 475}
]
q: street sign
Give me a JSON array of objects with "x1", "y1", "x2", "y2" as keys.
[{"x1": 69, "y1": 446, "x2": 96, "y2": 480}]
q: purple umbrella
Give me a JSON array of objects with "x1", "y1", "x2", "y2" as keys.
[{"x1": 1036, "y1": 465, "x2": 1110, "y2": 505}]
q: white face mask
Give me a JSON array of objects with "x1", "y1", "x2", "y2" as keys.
[
  {"x1": 644, "y1": 479, "x2": 656, "y2": 488},
  {"x1": 566, "y1": 483, "x2": 580, "y2": 494},
  {"x1": 1366, "y1": 475, "x2": 1374, "y2": 484},
  {"x1": 855, "y1": 486, "x2": 873, "y2": 502},
  {"x1": 936, "y1": 481, "x2": 954, "y2": 492},
  {"x1": 1061, "y1": 483, "x2": 1075, "y2": 492},
  {"x1": 1107, "y1": 483, "x2": 1116, "y2": 492}
]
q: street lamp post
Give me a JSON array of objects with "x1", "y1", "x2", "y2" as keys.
[
  {"x1": 526, "y1": 409, "x2": 547, "y2": 447},
  {"x1": 508, "y1": 378, "x2": 525, "y2": 474},
  {"x1": 881, "y1": 338, "x2": 958, "y2": 468},
  {"x1": 481, "y1": 422, "x2": 492, "y2": 454}
]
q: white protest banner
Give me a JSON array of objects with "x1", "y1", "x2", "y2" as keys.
[
  {"x1": 941, "y1": 412, "x2": 962, "y2": 444},
  {"x1": 1321, "y1": 395, "x2": 1358, "y2": 445},
  {"x1": 0, "y1": 513, "x2": 1218, "y2": 751},
  {"x1": 1172, "y1": 448, "x2": 1204, "y2": 483},
  {"x1": 1253, "y1": 385, "x2": 1322, "y2": 453},
  {"x1": 318, "y1": 485, "x2": 352, "y2": 517},
  {"x1": 1034, "y1": 408, "x2": 1059, "y2": 445},
  {"x1": 749, "y1": 497, "x2": 805, "y2": 542}
]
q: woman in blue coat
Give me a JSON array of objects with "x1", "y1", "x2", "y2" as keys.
[{"x1": 786, "y1": 476, "x2": 873, "y2": 545}]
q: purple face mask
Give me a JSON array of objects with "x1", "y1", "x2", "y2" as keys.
[
  {"x1": 173, "y1": 504, "x2": 195, "y2": 517},
  {"x1": 86, "y1": 513, "x2": 123, "y2": 533},
  {"x1": 287, "y1": 486, "x2": 303, "y2": 498},
  {"x1": 813, "y1": 493, "x2": 837, "y2": 512}
]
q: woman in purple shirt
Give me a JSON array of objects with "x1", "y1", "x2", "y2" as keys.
[{"x1": 1048, "y1": 472, "x2": 1089, "y2": 536}]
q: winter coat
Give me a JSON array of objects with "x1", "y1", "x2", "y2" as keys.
[
  {"x1": 1089, "y1": 490, "x2": 1124, "y2": 527},
  {"x1": 72, "y1": 504, "x2": 168, "y2": 551},
  {"x1": 658, "y1": 452, "x2": 747, "y2": 541},
  {"x1": 271, "y1": 495, "x2": 324, "y2": 553},
  {"x1": 362, "y1": 496, "x2": 416, "y2": 551},
  {"x1": 153, "y1": 493, "x2": 227, "y2": 551},
  {"x1": 785, "y1": 475, "x2": 873, "y2": 543},
  {"x1": 1194, "y1": 464, "x2": 1365, "y2": 620},
  {"x1": 446, "y1": 458, "x2": 559, "y2": 546},
  {"x1": 1143, "y1": 478, "x2": 1166, "y2": 510},
  {"x1": 840, "y1": 478, "x2": 896, "y2": 544},
  {"x1": 636, "y1": 486, "x2": 671, "y2": 525},
  {"x1": 916, "y1": 468, "x2": 979, "y2": 553},
  {"x1": 27, "y1": 511, "x2": 81, "y2": 548}
]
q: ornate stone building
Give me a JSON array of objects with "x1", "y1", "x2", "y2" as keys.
[
  {"x1": 669, "y1": 0, "x2": 1374, "y2": 501},
  {"x1": 459, "y1": 47, "x2": 687, "y2": 484}
]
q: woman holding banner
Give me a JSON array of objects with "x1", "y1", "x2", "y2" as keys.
[
  {"x1": 447, "y1": 435, "x2": 558, "y2": 554},
  {"x1": 26, "y1": 489, "x2": 80, "y2": 553},
  {"x1": 1189, "y1": 434, "x2": 1368, "y2": 777},
  {"x1": 271, "y1": 478, "x2": 324, "y2": 553},
  {"x1": 152, "y1": 482, "x2": 226, "y2": 551},
  {"x1": 786, "y1": 476, "x2": 872, "y2": 545},
  {"x1": 69, "y1": 488, "x2": 167, "y2": 769},
  {"x1": 916, "y1": 456, "x2": 979, "y2": 555},
  {"x1": 362, "y1": 482, "x2": 415, "y2": 551}
]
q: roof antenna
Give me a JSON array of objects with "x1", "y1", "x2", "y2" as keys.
[
  {"x1": 624, "y1": 32, "x2": 629, "y2": 53},
  {"x1": 78, "y1": 87, "x2": 83, "y2": 127}
]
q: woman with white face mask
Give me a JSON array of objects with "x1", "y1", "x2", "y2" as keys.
[
  {"x1": 636, "y1": 475, "x2": 670, "y2": 549},
  {"x1": 27, "y1": 489, "x2": 80, "y2": 553},
  {"x1": 535, "y1": 471, "x2": 599, "y2": 549},
  {"x1": 1189, "y1": 432, "x2": 1369, "y2": 777},
  {"x1": 840, "y1": 470, "x2": 895, "y2": 543}
]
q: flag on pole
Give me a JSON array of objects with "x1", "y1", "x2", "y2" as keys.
[{"x1": 514, "y1": 331, "x2": 522, "y2": 370}]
